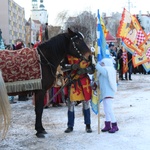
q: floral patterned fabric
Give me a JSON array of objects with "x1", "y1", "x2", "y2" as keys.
[{"x1": 0, "y1": 48, "x2": 42, "y2": 93}]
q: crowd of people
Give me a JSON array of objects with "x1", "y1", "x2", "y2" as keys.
[
  {"x1": 7, "y1": 39, "x2": 150, "y2": 134},
  {"x1": 108, "y1": 42, "x2": 133, "y2": 80}
]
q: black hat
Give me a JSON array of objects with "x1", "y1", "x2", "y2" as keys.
[{"x1": 109, "y1": 42, "x2": 114, "y2": 48}]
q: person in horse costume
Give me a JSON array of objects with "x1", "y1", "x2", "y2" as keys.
[
  {"x1": 60, "y1": 48, "x2": 95, "y2": 133},
  {"x1": 0, "y1": 28, "x2": 92, "y2": 138},
  {"x1": 31, "y1": 28, "x2": 92, "y2": 138}
]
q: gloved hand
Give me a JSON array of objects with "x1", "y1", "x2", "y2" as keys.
[
  {"x1": 71, "y1": 64, "x2": 79, "y2": 70},
  {"x1": 88, "y1": 64, "x2": 95, "y2": 74},
  {"x1": 77, "y1": 68, "x2": 86, "y2": 75},
  {"x1": 88, "y1": 55, "x2": 92, "y2": 61},
  {"x1": 91, "y1": 82, "x2": 97, "y2": 90}
]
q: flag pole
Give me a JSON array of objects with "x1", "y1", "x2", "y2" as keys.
[
  {"x1": 97, "y1": 9, "x2": 101, "y2": 134},
  {"x1": 96, "y1": 9, "x2": 108, "y2": 134},
  {"x1": 97, "y1": 82, "x2": 100, "y2": 134}
]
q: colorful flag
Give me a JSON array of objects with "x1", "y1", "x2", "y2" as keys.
[
  {"x1": 122, "y1": 34, "x2": 150, "y2": 69},
  {"x1": 118, "y1": 8, "x2": 150, "y2": 73},
  {"x1": 91, "y1": 9, "x2": 108, "y2": 115},
  {"x1": 122, "y1": 46, "x2": 128, "y2": 74},
  {"x1": 132, "y1": 36, "x2": 150, "y2": 68},
  {"x1": 142, "y1": 62, "x2": 150, "y2": 72},
  {"x1": 97, "y1": 9, "x2": 107, "y2": 61},
  {"x1": 91, "y1": 44, "x2": 99, "y2": 115},
  {"x1": 100, "y1": 17, "x2": 108, "y2": 38},
  {"x1": 117, "y1": 8, "x2": 148, "y2": 56}
]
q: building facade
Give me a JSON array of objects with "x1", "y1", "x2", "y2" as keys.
[
  {"x1": 25, "y1": 19, "x2": 41, "y2": 47},
  {"x1": 31, "y1": 0, "x2": 48, "y2": 24},
  {"x1": 0, "y1": 0, "x2": 26, "y2": 45}
]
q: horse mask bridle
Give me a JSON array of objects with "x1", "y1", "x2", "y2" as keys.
[{"x1": 70, "y1": 32, "x2": 89, "y2": 61}]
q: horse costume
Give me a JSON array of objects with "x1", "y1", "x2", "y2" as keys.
[{"x1": 0, "y1": 28, "x2": 91, "y2": 138}]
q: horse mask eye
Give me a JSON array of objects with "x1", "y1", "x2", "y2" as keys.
[{"x1": 75, "y1": 32, "x2": 84, "y2": 44}]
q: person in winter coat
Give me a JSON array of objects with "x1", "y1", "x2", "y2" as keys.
[
  {"x1": 125, "y1": 52, "x2": 133, "y2": 80},
  {"x1": 95, "y1": 58, "x2": 119, "y2": 133},
  {"x1": 117, "y1": 48, "x2": 124, "y2": 80}
]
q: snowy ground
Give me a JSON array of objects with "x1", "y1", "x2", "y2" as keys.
[{"x1": 0, "y1": 74, "x2": 150, "y2": 150}]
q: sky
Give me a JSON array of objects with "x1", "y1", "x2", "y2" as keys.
[{"x1": 13, "y1": 0, "x2": 149, "y2": 25}]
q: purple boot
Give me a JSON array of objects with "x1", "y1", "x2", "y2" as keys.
[
  {"x1": 101, "y1": 121, "x2": 111, "y2": 132},
  {"x1": 109, "y1": 122, "x2": 119, "y2": 133}
]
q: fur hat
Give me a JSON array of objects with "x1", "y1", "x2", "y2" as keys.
[{"x1": 15, "y1": 43, "x2": 23, "y2": 50}]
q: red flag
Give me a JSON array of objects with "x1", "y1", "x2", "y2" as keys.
[
  {"x1": 122, "y1": 47, "x2": 128, "y2": 74},
  {"x1": 39, "y1": 25, "x2": 42, "y2": 42}
]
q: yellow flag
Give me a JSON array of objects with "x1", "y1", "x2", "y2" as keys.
[{"x1": 100, "y1": 17, "x2": 108, "y2": 38}]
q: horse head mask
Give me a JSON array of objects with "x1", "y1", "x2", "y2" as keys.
[{"x1": 67, "y1": 28, "x2": 91, "y2": 60}]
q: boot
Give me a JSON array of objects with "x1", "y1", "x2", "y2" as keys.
[
  {"x1": 83, "y1": 109, "x2": 92, "y2": 133},
  {"x1": 86, "y1": 124, "x2": 92, "y2": 133},
  {"x1": 109, "y1": 122, "x2": 119, "y2": 133},
  {"x1": 101, "y1": 121, "x2": 111, "y2": 132},
  {"x1": 129, "y1": 73, "x2": 132, "y2": 80},
  {"x1": 64, "y1": 111, "x2": 74, "y2": 133},
  {"x1": 64, "y1": 127, "x2": 73, "y2": 133},
  {"x1": 18, "y1": 95, "x2": 28, "y2": 101}
]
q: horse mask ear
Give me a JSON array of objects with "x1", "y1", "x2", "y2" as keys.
[{"x1": 68, "y1": 28, "x2": 75, "y2": 36}]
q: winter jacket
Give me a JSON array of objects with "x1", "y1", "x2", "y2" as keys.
[{"x1": 95, "y1": 60, "x2": 117, "y2": 100}]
